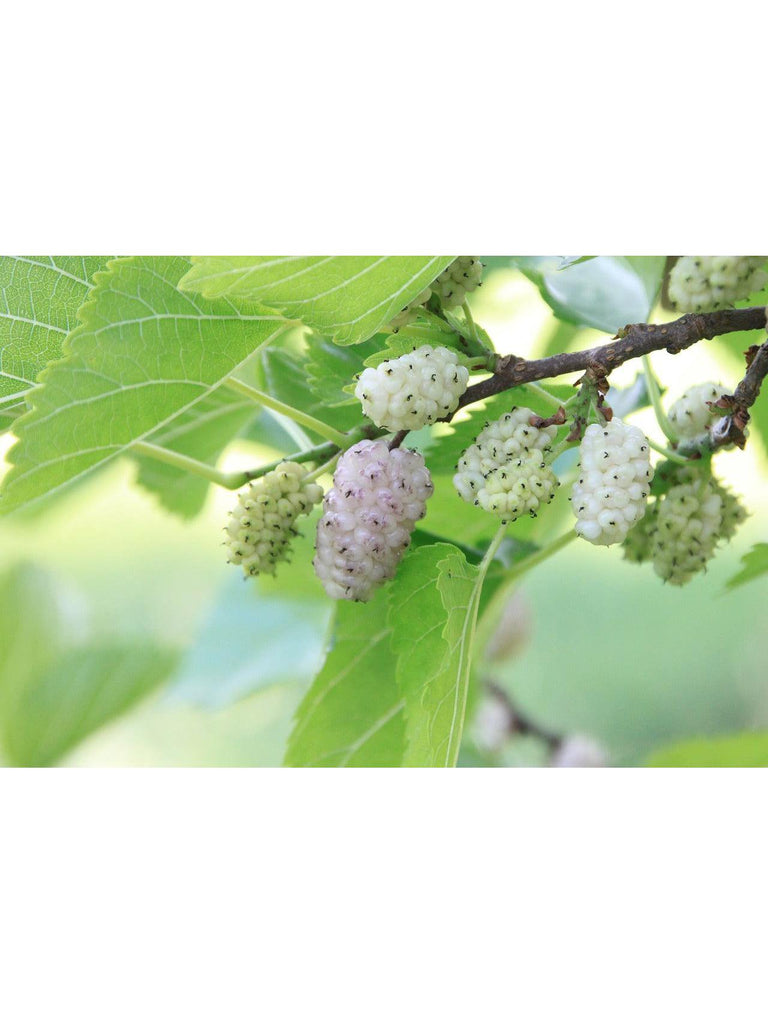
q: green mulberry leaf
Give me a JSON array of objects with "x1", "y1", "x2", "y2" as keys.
[
  {"x1": 179, "y1": 255, "x2": 454, "y2": 344},
  {"x1": 285, "y1": 591, "x2": 405, "y2": 767},
  {"x1": 0, "y1": 256, "x2": 283, "y2": 514},
  {"x1": 0, "y1": 255, "x2": 112, "y2": 417}
]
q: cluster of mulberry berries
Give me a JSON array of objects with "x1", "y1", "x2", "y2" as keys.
[
  {"x1": 389, "y1": 257, "x2": 483, "y2": 329},
  {"x1": 570, "y1": 420, "x2": 652, "y2": 546},
  {"x1": 622, "y1": 467, "x2": 748, "y2": 585},
  {"x1": 224, "y1": 301, "x2": 754, "y2": 603},
  {"x1": 652, "y1": 477, "x2": 725, "y2": 585},
  {"x1": 453, "y1": 408, "x2": 559, "y2": 522},
  {"x1": 354, "y1": 345, "x2": 469, "y2": 431},
  {"x1": 431, "y1": 257, "x2": 484, "y2": 308},
  {"x1": 225, "y1": 463, "x2": 323, "y2": 577},
  {"x1": 313, "y1": 440, "x2": 433, "y2": 602},
  {"x1": 477, "y1": 455, "x2": 559, "y2": 520},
  {"x1": 668, "y1": 256, "x2": 767, "y2": 312}
]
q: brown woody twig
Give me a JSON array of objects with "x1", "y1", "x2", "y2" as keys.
[
  {"x1": 455, "y1": 306, "x2": 768, "y2": 412},
  {"x1": 711, "y1": 332, "x2": 768, "y2": 448}
]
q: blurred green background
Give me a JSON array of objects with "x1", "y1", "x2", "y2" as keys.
[{"x1": 1, "y1": 262, "x2": 766, "y2": 767}]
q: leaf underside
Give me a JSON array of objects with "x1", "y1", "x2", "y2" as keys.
[{"x1": 507, "y1": 255, "x2": 666, "y2": 333}]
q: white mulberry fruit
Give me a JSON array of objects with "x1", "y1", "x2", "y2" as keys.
[
  {"x1": 651, "y1": 473, "x2": 748, "y2": 585},
  {"x1": 571, "y1": 420, "x2": 652, "y2": 546},
  {"x1": 389, "y1": 286, "x2": 433, "y2": 330},
  {"x1": 355, "y1": 345, "x2": 469, "y2": 431},
  {"x1": 668, "y1": 381, "x2": 727, "y2": 442},
  {"x1": 454, "y1": 407, "x2": 557, "y2": 503},
  {"x1": 454, "y1": 408, "x2": 559, "y2": 520},
  {"x1": 313, "y1": 440, "x2": 433, "y2": 601},
  {"x1": 226, "y1": 462, "x2": 323, "y2": 577},
  {"x1": 431, "y1": 256, "x2": 484, "y2": 308},
  {"x1": 668, "y1": 256, "x2": 767, "y2": 312},
  {"x1": 474, "y1": 453, "x2": 559, "y2": 522}
]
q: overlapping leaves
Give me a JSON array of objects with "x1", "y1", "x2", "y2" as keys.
[
  {"x1": 286, "y1": 542, "x2": 498, "y2": 768},
  {"x1": 179, "y1": 255, "x2": 454, "y2": 344},
  {"x1": 388, "y1": 544, "x2": 484, "y2": 767},
  {"x1": 0, "y1": 256, "x2": 284, "y2": 513}
]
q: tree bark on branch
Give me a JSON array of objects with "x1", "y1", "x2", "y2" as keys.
[
  {"x1": 458, "y1": 305, "x2": 768, "y2": 409},
  {"x1": 733, "y1": 338, "x2": 768, "y2": 410},
  {"x1": 710, "y1": 335, "x2": 768, "y2": 448}
]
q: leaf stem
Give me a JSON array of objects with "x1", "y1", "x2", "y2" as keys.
[
  {"x1": 224, "y1": 377, "x2": 349, "y2": 447},
  {"x1": 303, "y1": 452, "x2": 341, "y2": 482},
  {"x1": 132, "y1": 441, "x2": 248, "y2": 489},
  {"x1": 475, "y1": 529, "x2": 577, "y2": 658},
  {"x1": 240, "y1": 441, "x2": 340, "y2": 483},
  {"x1": 646, "y1": 437, "x2": 691, "y2": 465},
  {"x1": 132, "y1": 438, "x2": 347, "y2": 491},
  {"x1": 462, "y1": 301, "x2": 479, "y2": 344},
  {"x1": 504, "y1": 529, "x2": 577, "y2": 581},
  {"x1": 642, "y1": 354, "x2": 678, "y2": 443},
  {"x1": 480, "y1": 522, "x2": 510, "y2": 574}
]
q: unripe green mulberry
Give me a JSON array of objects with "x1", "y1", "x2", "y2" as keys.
[
  {"x1": 622, "y1": 501, "x2": 659, "y2": 564},
  {"x1": 474, "y1": 454, "x2": 559, "y2": 522},
  {"x1": 650, "y1": 470, "x2": 747, "y2": 585},
  {"x1": 454, "y1": 407, "x2": 557, "y2": 501},
  {"x1": 355, "y1": 345, "x2": 469, "y2": 431},
  {"x1": 668, "y1": 382, "x2": 727, "y2": 442},
  {"x1": 625, "y1": 466, "x2": 749, "y2": 584},
  {"x1": 431, "y1": 257, "x2": 484, "y2": 308},
  {"x1": 225, "y1": 463, "x2": 323, "y2": 578},
  {"x1": 453, "y1": 407, "x2": 559, "y2": 515},
  {"x1": 651, "y1": 476, "x2": 723, "y2": 585},
  {"x1": 668, "y1": 256, "x2": 767, "y2": 312}
]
